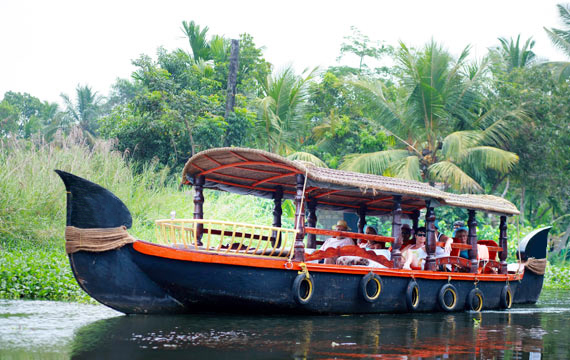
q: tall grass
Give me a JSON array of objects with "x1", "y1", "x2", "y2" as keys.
[{"x1": 0, "y1": 135, "x2": 283, "y2": 250}]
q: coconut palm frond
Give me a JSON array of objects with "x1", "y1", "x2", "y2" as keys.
[
  {"x1": 209, "y1": 35, "x2": 229, "y2": 62},
  {"x1": 545, "y1": 27, "x2": 570, "y2": 58},
  {"x1": 339, "y1": 150, "x2": 409, "y2": 174},
  {"x1": 464, "y1": 146, "x2": 519, "y2": 174},
  {"x1": 428, "y1": 161, "x2": 483, "y2": 193},
  {"x1": 479, "y1": 108, "x2": 528, "y2": 146},
  {"x1": 181, "y1": 20, "x2": 211, "y2": 61},
  {"x1": 389, "y1": 155, "x2": 422, "y2": 181},
  {"x1": 441, "y1": 130, "x2": 483, "y2": 161},
  {"x1": 287, "y1": 151, "x2": 328, "y2": 168},
  {"x1": 544, "y1": 4, "x2": 570, "y2": 57}
]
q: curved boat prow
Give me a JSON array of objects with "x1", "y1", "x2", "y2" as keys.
[
  {"x1": 55, "y1": 170, "x2": 185, "y2": 314},
  {"x1": 513, "y1": 226, "x2": 551, "y2": 304},
  {"x1": 55, "y1": 170, "x2": 132, "y2": 229}
]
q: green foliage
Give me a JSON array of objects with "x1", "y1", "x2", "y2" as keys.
[
  {"x1": 306, "y1": 71, "x2": 389, "y2": 167},
  {"x1": 340, "y1": 42, "x2": 521, "y2": 192},
  {"x1": 490, "y1": 65, "x2": 570, "y2": 237},
  {"x1": 253, "y1": 66, "x2": 317, "y2": 154},
  {"x1": 544, "y1": 264, "x2": 570, "y2": 289},
  {"x1": 0, "y1": 249, "x2": 92, "y2": 302},
  {"x1": 543, "y1": 4, "x2": 570, "y2": 81},
  {"x1": 99, "y1": 25, "x2": 269, "y2": 169},
  {"x1": 0, "y1": 91, "x2": 62, "y2": 139},
  {"x1": 61, "y1": 85, "x2": 103, "y2": 139},
  {"x1": 490, "y1": 35, "x2": 536, "y2": 72},
  {"x1": 336, "y1": 26, "x2": 393, "y2": 77}
]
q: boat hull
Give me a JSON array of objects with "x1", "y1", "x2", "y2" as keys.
[{"x1": 69, "y1": 242, "x2": 537, "y2": 315}]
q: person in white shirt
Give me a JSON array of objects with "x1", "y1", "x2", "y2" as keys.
[
  {"x1": 321, "y1": 220, "x2": 355, "y2": 264},
  {"x1": 402, "y1": 227, "x2": 428, "y2": 270}
]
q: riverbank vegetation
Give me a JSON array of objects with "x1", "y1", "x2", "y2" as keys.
[
  {"x1": 1, "y1": 5, "x2": 570, "y2": 300},
  {"x1": 0, "y1": 140, "x2": 568, "y2": 302}
]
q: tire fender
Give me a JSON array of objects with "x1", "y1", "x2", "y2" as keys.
[
  {"x1": 292, "y1": 273, "x2": 314, "y2": 305},
  {"x1": 406, "y1": 280, "x2": 420, "y2": 311},
  {"x1": 467, "y1": 288, "x2": 484, "y2": 312},
  {"x1": 437, "y1": 284, "x2": 458, "y2": 311},
  {"x1": 359, "y1": 272, "x2": 383, "y2": 303},
  {"x1": 499, "y1": 285, "x2": 513, "y2": 309}
]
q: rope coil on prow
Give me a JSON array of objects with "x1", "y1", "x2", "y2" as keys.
[{"x1": 65, "y1": 226, "x2": 136, "y2": 254}]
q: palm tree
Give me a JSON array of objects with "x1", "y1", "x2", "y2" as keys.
[
  {"x1": 340, "y1": 41, "x2": 520, "y2": 193},
  {"x1": 493, "y1": 35, "x2": 536, "y2": 71},
  {"x1": 255, "y1": 67, "x2": 312, "y2": 151},
  {"x1": 181, "y1": 20, "x2": 211, "y2": 61},
  {"x1": 60, "y1": 85, "x2": 103, "y2": 139},
  {"x1": 253, "y1": 66, "x2": 326, "y2": 166},
  {"x1": 544, "y1": 3, "x2": 570, "y2": 81}
]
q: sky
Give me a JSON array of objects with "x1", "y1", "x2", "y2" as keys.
[{"x1": 1, "y1": 0, "x2": 567, "y2": 106}]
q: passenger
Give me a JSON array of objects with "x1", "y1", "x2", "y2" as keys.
[
  {"x1": 357, "y1": 225, "x2": 376, "y2": 248},
  {"x1": 363, "y1": 225, "x2": 386, "y2": 249},
  {"x1": 454, "y1": 227, "x2": 469, "y2": 259},
  {"x1": 402, "y1": 227, "x2": 427, "y2": 270},
  {"x1": 435, "y1": 220, "x2": 453, "y2": 254},
  {"x1": 401, "y1": 224, "x2": 414, "y2": 248},
  {"x1": 337, "y1": 235, "x2": 391, "y2": 268},
  {"x1": 452, "y1": 220, "x2": 465, "y2": 237},
  {"x1": 321, "y1": 220, "x2": 355, "y2": 264}
]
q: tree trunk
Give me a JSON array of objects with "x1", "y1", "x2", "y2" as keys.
[
  {"x1": 182, "y1": 117, "x2": 196, "y2": 156},
  {"x1": 224, "y1": 39, "x2": 240, "y2": 119},
  {"x1": 491, "y1": 174, "x2": 508, "y2": 194},
  {"x1": 520, "y1": 185, "x2": 525, "y2": 225},
  {"x1": 501, "y1": 177, "x2": 510, "y2": 198}
]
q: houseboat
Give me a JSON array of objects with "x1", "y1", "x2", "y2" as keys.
[{"x1": 56, "y1": 147, "x2": 549, "y2": 314}]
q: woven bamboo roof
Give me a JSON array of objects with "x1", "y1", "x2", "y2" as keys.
[{"x1": 182, "y1": 147, "x2": 519, "y2": 216}]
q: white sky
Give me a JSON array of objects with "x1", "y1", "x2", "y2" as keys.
[{"x1": 0, "y1": 0, "x2": 567, "y2": 106}]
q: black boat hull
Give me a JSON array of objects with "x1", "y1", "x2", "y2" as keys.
[{"x1": 68, "y1": 242, "x2": 542, "y2": 315}]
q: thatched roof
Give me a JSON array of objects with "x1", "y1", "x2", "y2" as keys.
[{"x1": 182, "y1": 147, "x2": 519, "y2": 216}]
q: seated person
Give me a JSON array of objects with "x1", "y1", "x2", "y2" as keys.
[
  {"x1": 454, "y1": 227, "x2": 469, "y2": 259},
  {"x1": 402, "y1": 227, "x2": 427, "y2": 270},
  {"x1": 336, "y1": 241, "x2": 391, "y2": 268},
  {"x1": 401, "y1": 224, "x2": 414, "y2": 248},
  {"x1": 337, "y1": 226, "x2": 391, "y2": 267},
  {"x1": 452, "y1": 220, "x2": 465, "y2": 237},
  {"x1": 359, "y1": 225, "x2": 386, "y2": 249},
  {"x1": 434, "y1": 220, "x2": 453, "y2": 254},
  {"x1": 321, "y1": 220, "x2": 355, "y2": 264}
]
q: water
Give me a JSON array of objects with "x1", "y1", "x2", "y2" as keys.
[{"x1": 1, "y1": 290, "x2": 569, "y2": 359}]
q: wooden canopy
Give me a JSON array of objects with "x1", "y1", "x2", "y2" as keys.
[{"x1": 182, "y1": 147, "x2": 520, "y2": 216}]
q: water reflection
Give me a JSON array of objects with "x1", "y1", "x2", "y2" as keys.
[
  {"x1": 1, "y1": 291, "x2": 569, "y2": 359},
  {"x1": 71, "y1": 295, "x2": 570, "y2": 359}
]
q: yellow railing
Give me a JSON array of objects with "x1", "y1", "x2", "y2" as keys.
[{"x1": 154, "y1": 219, "x2": 298, "y2": 258}]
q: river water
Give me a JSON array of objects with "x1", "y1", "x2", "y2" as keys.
[{"x1": 1, "y1": 290, "x2": 568, "y2": 359}]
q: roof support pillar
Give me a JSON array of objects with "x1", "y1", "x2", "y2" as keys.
[
  {"x1": 425, "y1": 201, "x2": 437, "y2": 271},
  {"x1": 293, "y1": 174, "x2": 306, "y2": 261},
  {"x1": 193, "y1": 175, "x2": 205, "y2": 244},
  {"x1": 391, "y1": 195, "x2": 403, "y2": 268},
  {"x1": 468, "y1": 210, "x2": 479, "y2": 273},
  {"x1": 499, "y1": 215, "x2": 508, "y2": 274},
  {"x1": 272, "y1": 186, "x2": 283, "y2": 247},
  {"x1": 307, "y1": 197, "x2": 318, "y2": 249},
  {"x1": 358, "y1": 204, "x2": 367, "y2": 234}
]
